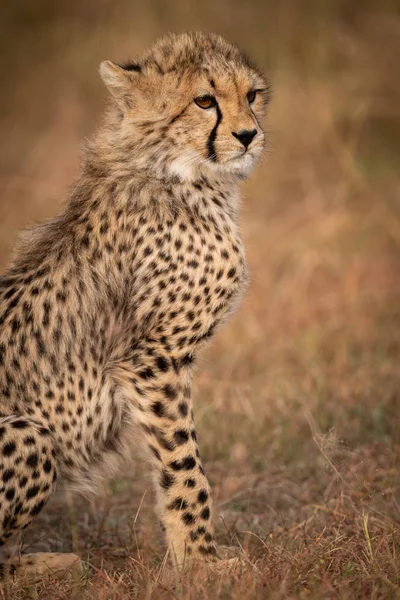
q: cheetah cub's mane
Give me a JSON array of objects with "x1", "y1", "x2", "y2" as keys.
[{"x1": 0, "y1": 32, "x2": 270, "y2": 576}]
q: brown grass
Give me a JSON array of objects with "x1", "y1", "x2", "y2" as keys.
[{"x1": 0, "y1": 1, "x2": 399, "y2": 597}]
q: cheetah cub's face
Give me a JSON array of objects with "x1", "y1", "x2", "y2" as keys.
[{"x1": 100, "y1": 32, "x2": 270, "y2": 181}]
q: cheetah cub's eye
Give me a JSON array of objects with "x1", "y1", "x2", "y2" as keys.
[
  {"x1": 194, "y1": 95, "x2": 216, "y2": 109},
  {"x1": 247, "y1": 90, "x2": 257, "y2": 104}
]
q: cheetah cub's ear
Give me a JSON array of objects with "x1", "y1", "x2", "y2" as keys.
[{"x1": 99, "y1": 60, "x2": 140, "y2": 106}]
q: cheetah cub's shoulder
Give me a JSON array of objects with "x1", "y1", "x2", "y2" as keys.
[{"x1": 0, "y1": 32, "x2": 270, "y2": 578}]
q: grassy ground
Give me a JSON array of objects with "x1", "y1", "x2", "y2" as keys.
[{"x1": 0, "y1": 1, "x2": 399, "y2": 598}]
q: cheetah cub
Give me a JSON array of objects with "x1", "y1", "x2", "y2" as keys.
[{"x1": 0, "y1": 32, "x2": 269, "y2": 578}]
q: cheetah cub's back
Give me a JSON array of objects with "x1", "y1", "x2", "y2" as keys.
[{"x1": 0, "y1": 32, "x2": 270, "y2": 579}]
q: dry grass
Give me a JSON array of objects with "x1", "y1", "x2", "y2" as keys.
[{"x1": 0, "y1": 1, "x2": 399, "y2": 598}]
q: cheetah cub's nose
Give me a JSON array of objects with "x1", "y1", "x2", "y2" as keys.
[{"x1": 232, "y1": 129, "x2": 257, "y2": 149}]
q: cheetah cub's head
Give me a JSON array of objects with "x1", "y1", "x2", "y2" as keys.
[{"x1": 100, "y1": 32, "x2": 270, "y2": 181}]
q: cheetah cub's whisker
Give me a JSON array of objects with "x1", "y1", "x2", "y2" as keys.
[{"x1": 0, "y1": 31, "x2": 270, "y2": 577}]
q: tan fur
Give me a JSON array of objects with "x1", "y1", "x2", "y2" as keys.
[{"x1": 0, "y1": 32, "x2": 269, "y2": 576}]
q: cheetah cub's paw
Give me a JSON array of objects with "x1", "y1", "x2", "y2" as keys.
[
  {"x1": 6, "y1": 552, "x2": 83, "y2": 583},
  {"x1": 211, "y1": 546, "x2": 246, "y2": 574},
  {"x1": 194, "y1": 547, "x2": 247, "y2": 576}
]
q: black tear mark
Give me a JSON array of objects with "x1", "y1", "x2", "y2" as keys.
[{"x1": 207, "y1": 101, "x2": 222, "y2": 162}]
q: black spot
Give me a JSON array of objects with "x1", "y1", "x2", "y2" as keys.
[
  {"x1": 163, "y1": 384, "x2": 177, "y2": 400},
  {"x1": 182, "y1": 512, "x2": 196, "y2": 525},
  {"x1": 11, "y1": 419, "x2": 29, "y2": 429},
  {"x1": 160, "y1": 469, "x2": 175, "y2": 489},
  {"x1": 26, "y1": 485, "x2": 40, "y2": 500},
  {"x1": 5, "y1": 488, "x2": 15, "y2": 501},
  {"x1": 30, "y1": 499, "x2": 45, "y2": 517},
  {"x1": 2, "y1": 442, "x2": 16, "y2": 457},
  {"x1": 200, "y1": 507, "x2": 210, "y2": 520},
  {"x1": 170, "y1": 456, "x2": 196, "y2": 471},
  {"x1": 39, "y1": 427, "x2": 50, "y2": 435},
  {"x1": 167, "y1": 497, "x2": 189, "y2": 511},
  {"x1": 11, "y1": 318, "x2": 21, "y2": 334},
  {"x1": 2, "y1": 469, "x2": 14, "y2": 483},
  {"x1": 155, "y1": 356, "x2": 169, "y2": 372},
  {"x1": 43, "y1": 459, "x2": 52, "y2": 473},
  {"x1": 139, "y1": 367, "x2": 155, "y2": 380},
  {"x1": 26, "y1": 453, "x2": 38, "y2": 469},
  {"x1": 198, "y1": 490, "x2": 208, "y2": 504},
  {"x1": 23, "y1": 436, "x2": 36, "y2": 446},
  {"x1": 178, "y1": 402, "x2": 188, "y2": 417},
  {"x1": 174, "y1": 430, "x2": 189, "y2": 445},
  {"x1": 187, "y1": 260, "x2": 199, "y2": 269},
  {"x1": 14, "y1": 501, "x2": 23, "y2": 515},
  {"x1": 185, "y1": 478, "x2": 196, "y2": 488},
  {"x1": 151, "y1": 401, "x2": 165, "y2": 417}
]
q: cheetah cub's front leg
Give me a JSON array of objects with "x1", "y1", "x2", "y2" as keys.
[{"x1": 130, "y1": 364, "x2": 217, "y2": 567}]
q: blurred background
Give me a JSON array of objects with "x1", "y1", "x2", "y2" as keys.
[{"x1": 1, "y1": 1, "x2": 399, "y2": 598}]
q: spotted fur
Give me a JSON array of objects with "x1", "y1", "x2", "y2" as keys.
[{"x1": 0, "y1": 32, "x2": 269, "y2": 576}]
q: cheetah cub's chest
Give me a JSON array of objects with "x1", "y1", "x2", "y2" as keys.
[{"x1": 134, "y1": 206, "x2": 246, "y2": 350}]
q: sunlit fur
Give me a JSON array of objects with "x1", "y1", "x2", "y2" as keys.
[
  {"x1": 97, "y1": 32, "x2": 270, "y2": 182},
  {"x1": 0, "y1": 32, "x2": 269, "y2": 578}
]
